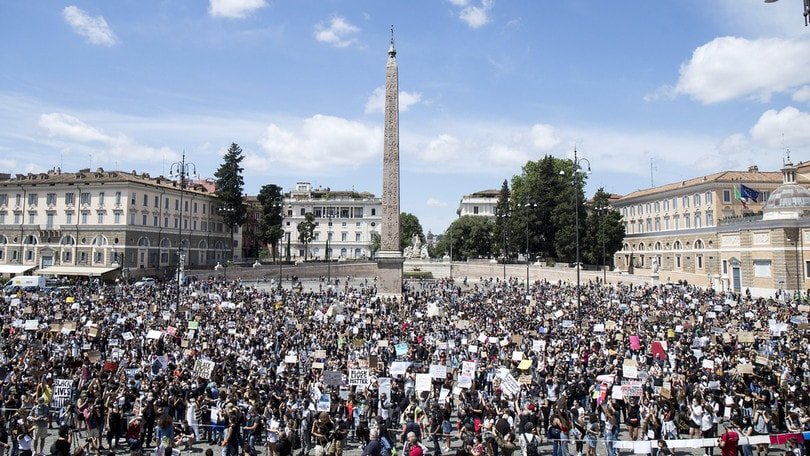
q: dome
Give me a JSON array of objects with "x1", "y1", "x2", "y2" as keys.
[{"x1": 762, "y1": 156, "x2": 810, "y2": 220}]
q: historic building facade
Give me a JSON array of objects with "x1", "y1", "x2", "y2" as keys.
[
  {"x1": 281, "y1": 182, "x2": 381, "y2": 261},
  {"x1": 0, "y1": 168, "x2": 232, "y2": 279},
  {"x1": 613, "y1": 160, "x2": 810, "y2": 297},
  {"x1": 457, "y1": 189, "x2": 500, "y2": 218}
]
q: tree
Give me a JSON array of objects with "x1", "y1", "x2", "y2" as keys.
[
  {"x1": 583, "y1": 187, "x2": 626, "y2": 268},
  {"x1": 435, "y1": 216, "x2": 494, "y2": 260},
  {"x1": 369, "y1": 231, "x2": 381, "y2": 259},
  {"x1": 256, "y1": 184, "x2": 285, "y2": 261},
  {"x1": 214, "y1": 143, "x2": 247, "y2": 261},
  {"x1": 400, "y1": 212, "x2": 424, "y2": 251},
  {"x1": 493, "y1": 180, "x2": 514, "y2": 261},
  {"x1": 297, "y1": 213, "x2": 315, "y2": 261}
]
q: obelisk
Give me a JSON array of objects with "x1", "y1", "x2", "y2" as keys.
[{"x1": 377, "y1": 27, "x2": 404, "y2": 299}]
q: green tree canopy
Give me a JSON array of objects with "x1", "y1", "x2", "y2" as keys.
[
  {"x1": 436, "y1": 215, "x2": 494, "y2": 261},
  {"x1": 256, "y1": 184, "x2": 285, "y2": 261},
  {"x1": 400, "y1": 212, "x2": 424, "y2": 251},
  {"x1": 583, "y1": 187, "x2": 625, "y2": 267},
  {"x1": 214, "y1": 143, "x2": 247, "y2": 228},
  {"x1": 297, "y1": 212, "x2": 315, "y2": 261}
]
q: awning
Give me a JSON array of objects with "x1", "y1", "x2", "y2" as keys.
[
  {"x1": 35, "y1": 266, "x2": 119, "y2": 277},
  {"x1": 0, "y1": 265, "x2": 36, "y2": 275}
]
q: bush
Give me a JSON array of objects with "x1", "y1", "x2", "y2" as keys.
[{"x1": 404, "y1": 271, "x2": 433, "y2": 279}]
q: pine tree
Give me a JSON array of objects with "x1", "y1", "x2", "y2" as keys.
[
  {"x1": 256, "y1": 184, "x2": 285, "y2": 261},
  {"x1": 214, "y1": 143, "x2": 247, "y2": 261}
]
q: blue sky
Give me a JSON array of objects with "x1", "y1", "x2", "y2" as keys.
[{"x1": 2, "y1": 1, "x2": 810, "y2": 233}]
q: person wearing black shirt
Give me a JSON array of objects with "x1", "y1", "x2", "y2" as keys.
[
  {"x1": 362, "y1": 429, "x2": 382, "y2": 456},
  {"x1": 50, "y1": 426, "x2": 72, "y2": 456}
]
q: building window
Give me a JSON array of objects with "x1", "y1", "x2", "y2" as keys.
[
  {"x1": 114, "y1": 213, "x2": 121, "y2": 224},
  {"x1": 706, "y1": 211, "x2": 714, "y2": 227},
  {"x1": 664, "y1": 218, "x2": 670, "y2": 230},
  {"x1": 28, "y1": 213, "x2": 35, "y2": 225},
  {"x1": 684, "y1": 214, "x2": 691, "y2": 228},
  {"x1": 0, "y1": 213, "x2": 5, "y2": 224},
  {"x1": 131, "y1": 192, "x2": 137, "y2": 205},
  {"x1": 675, "y1": 255, "x2": 681, "y2": 269},
  {"x1": 0, "y1": 194, "x2": 7, "y2": 206},
  {"x1": 164, "y1": 217, "x2": 169, "y2": 227},
  {"x1": 663, "y1": 200, "x2": 669, "y2": 211},
  {"x1": 341, "y1": 232, "x2": 348, "y2": 241},
  {"x1": 723, "y1": 190, "x2": 731, "y2": 203},
  {"x1": 142, "y1": 214, "x2": 147, "y2": 225},
  {"x1": 46, "y1": 193, "x2": 56, "y2": 206},
  {"x1": 646, "y1": 203, "x2": 651, "y2": 214},
  {"x1": 693, "y1": 194, "x2": 700, "y2": 206},
  {"x1": 355, "y1": 232, "x2": 361, "y2": 241},
  {"x1": 97, "y1": 213, "x2": 104, "y2": 224},
  {"x1": 129, "y1": 213, "x2": 135, "y2": 225},
  {"x1": 705, "y1": 191, "x2": 712, "y2": 204},
  {"x1": 28, "y1": 193, "x2": 38, "y2": 206},
  {"x1": 153, "y1": 216, "x2": 158, "y2": 227},
  {"x1": 175, "y1": 199, "x2": 179, "y2": 210},
  {"x1": 697, "y1": 255, "x2": 703, "y2": 269},
  {"x1": 473, "y1": 206, "x2": 479, "y2": 214},
  {"x1": 654, "y1": 202, "x2": 660, "y2": 212},
  {"x1": 115, "y1": 191, "x2": 122, "y2": 205},
  {"x1": 193, "y1": 202, "x2": 198, "y2": 213},
  {"x1": 759, "y1": 191, "x2": 770, "y2": 203},
  {"x1": 805, "y1": 260, "x2": 810, "y2": 278},
  {"x1": 654, "y1": 218, "x2": 660, "y2": 231},
  {"x1": 694, "y1": 212, "x2": 702, "y2": 228},
  {"x1": 184, "y1": 201, "x2": 189, "y2": 212},
  {"x1": 81, "y1": 212, "x2": 89, "y2": 224},
  {"x1": 682, "y1": 196, "x2": 689, "y2": 208},
  {"x1": 202, "y1": 204, "x2": 206, "y2": 214},
  {"x1": 66, "y1": 213, "x2": 73, "y2": 225},
  {"x1": 722, "y1": 260, "x2": 728, "y2": 275},
  {"x1": 753, "y1": 259, "x2": 772, "y2": 278},
  {"x1": 143, "y1": 194, "x2": 148, "y2": 207},
  {"x1": 371, "y1": 208, "x2": 376, "y2": 216},
  {"x1": 672, "y1": 197, "x2": 677, "y2": 209},
  {"x1": 646, "y1": 219, "x2": 652, "y2": 232},
  {"x1": 80, "y1": 192, "x2": 91, "y2": 205}
]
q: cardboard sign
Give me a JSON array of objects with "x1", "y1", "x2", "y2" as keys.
[
  {"x1": 501, "y1": 373, "x2": 521, "y2": 398},
  {"x1": 284, "y1": 354, "x2": 298, "y2": 364},
  {"x1": 737, "y1": 364, "x2": 754, "y2": 374},
  {"x1": 389, "y1": 362, "x2": 411, "y2": 376},
  {"x1": 621, "y1": 382, "x2": 643, "y2": 397},
  {"x1": 517, "y1": 359, "x2": 533, "y2": 370},
  {"x1": 737, "y1": 332, "x2": 755, "y2": 343},
  {"x1": 52, "y1": 379, "x2": 73, "y2": 409},
  {"x1": 24, "y1": 320, "x2": 39, "y2": 331},
  {"x1": 146, "y1": 330, "x2": 163, "y2": 340},
  {"x1": 192, "y1": 359, "x2": 216, "y2": 379},
  {"x1": 313, "y1": 349, "x2": 327, "y2": 359},
  {"x1": 629, "y1": 335, "x2": 641, "y2": 351},
  {"x1": 394, "y1": 343, "x2": 408, "y2": 357}
]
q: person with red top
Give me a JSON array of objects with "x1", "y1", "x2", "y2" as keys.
[
  {"x1": 404, "y1": 431, "x2": 426, "y2": 456},
  {"x1": 718, "y1": 422, "x2": 740, "y2": 456}
]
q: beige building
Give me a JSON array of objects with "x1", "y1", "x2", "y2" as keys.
[
  {"x1": 613, "y1": 159, "x2": 810, "y2": 297},
  {"x1": 0, "y1": 168, "x2": 232, "y2": 280}
]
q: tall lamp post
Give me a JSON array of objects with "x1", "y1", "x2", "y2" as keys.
[
  {"x1": 169, "y1": 152, "x2": 196, "y2": 309},
  {"x1": 496, "y1": 209, "x2": 509, "y2": 281},
  {"x1": 519, "y1": 200, "x2": 538, "y2": 293},
  {"x1": 217, "y1": 204, "x2": 236, "y2": 282},
  {"x1": 594, "y1": 203, "x2": 610, "y2": 284},
  {"x1": 561, "y1": 148, "x2": 591, "y2": 308}
]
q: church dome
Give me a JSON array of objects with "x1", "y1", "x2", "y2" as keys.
[{"x1": 762, "y1": 156, "x2": 810, "y2": 220}]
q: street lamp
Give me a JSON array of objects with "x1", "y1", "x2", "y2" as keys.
[
  {"x1": 518, "y1": 200, "x2": 538, "y2": 293},
  {"x1": 217, "y1": 204, "x2": 236, "y2": 281},
  {"x1": 169, "y1": 151, "x2": 197, "y2": 309},
  {"x1": 496, "y1": 209, "x2": 509, "y2": 281},
  {"x1": 594, "y1": 204, "x2": 610, "y2": 284},
  {"x1": 560, "y1": 147, "x2": 591, "y2": 308}
]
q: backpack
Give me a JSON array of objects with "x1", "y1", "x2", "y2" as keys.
[{"x1": 523, "y1": 434, "x2": 540, "y2": 456}]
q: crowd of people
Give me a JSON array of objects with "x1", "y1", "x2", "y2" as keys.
[{"x1": 0, "y1": 273, "x2": 808, "y2": 456}]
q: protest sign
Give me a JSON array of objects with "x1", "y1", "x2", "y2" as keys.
[
  {"x1": 500, "y1": 373, "x2": 520, "y2": 398},
  {"x1": 621, "y1": 382, "x2": 643, "y2": 397},
  {"x1": 193, "y1": 359, "x2": 216, "y2": 380},
  {"x1": 394, "y1": 343, "x2": 408, "y2": 357},
  {"x1": 52, "y1": 379, "x2": 72, "y2": 409},
  {"x1": 348, "y1": 369, "x2": 370, "y2": 386},
  {"x1": 317, "y1": 394, "x2": 331, "y2": 412},
  {"x1": 415, "y1": 373, "x2": 432, "y2": 392},
  {"x1": 389, "y1": 362, "x2": 411, "y2": 376},
  {"x1": 323, "y1": 371, "x2": 344, "y2": 386},
  {"x1": 429, "y1": 364, "x2": 447, "y2": 379}
]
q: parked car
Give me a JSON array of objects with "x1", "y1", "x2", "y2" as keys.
[{"x1": 134, "y1": 277, "x2": 157, "y2": 288}]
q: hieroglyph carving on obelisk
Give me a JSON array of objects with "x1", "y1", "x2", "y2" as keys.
[{"x1": 380, "y1": 28, "x2": 401, "y2": 255}]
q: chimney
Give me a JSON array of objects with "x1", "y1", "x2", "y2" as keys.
[{"x1": 748, "y1": 165, "x2": 759, "y2": 172}]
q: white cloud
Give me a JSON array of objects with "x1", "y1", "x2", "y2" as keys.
[
  {"x1": 749, "y1": 106, "x2": 810, "y2": 149},
  {"x1": 447, "y1": 0, "x2": 470, "y2": 6},
  {"x1": 530, "y1": 124, "x2": 561, "y2": 151},
  {"x1": 38, "y1": 112, "x2": 177, "y2": 163},
  {"x1": 208, "y1": 0, "x2": 267, "y2": 19},
  {"x1": 251, "y1": 114, "x2": 381, "y2": 172},
  {"x1": 665, "y1": 36, "x2": 810, "y2": 104},
  {"x1": 426, "y1": 197, "x2": 449, "y2": 208},
  {"x1": 314, "y1": 16, "x2": 360, "y2": 48},
  {"x1": 793, "y1": 86, "x2": 810, "y2": 103},
  {"x1": 417, "y1": 134, "x2": 461, "y2": 164},
  {"x1": 364, "y1": 87, "x2": 422, "y2": 114},
  {"x1": 458, "y1": 0, "x2": 494, "y2": 29},
  {"x1": 62, "y1": 6, "x2": 117, "y2": 47}
]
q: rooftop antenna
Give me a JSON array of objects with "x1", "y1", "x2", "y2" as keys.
[{"x1": 782, "y1": 133, "x2": 792, "y2": 164}]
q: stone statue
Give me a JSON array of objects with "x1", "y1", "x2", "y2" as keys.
[
  {"x1": 420, "y1": 245, "x2": 430, "y2": 259},
  {"x1": 652, "y1": 257, "x2": 660, "y2": 274},
  {"x1": 403, "y1": 246, "x2": 414, "y2": 258},
  {"x1": 412, "y1": 234, "x2": 422, "y2": 253}
]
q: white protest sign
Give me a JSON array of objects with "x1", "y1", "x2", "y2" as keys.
[
  {"x1": 500, "y1": 373, "x2": 520, "y2": 398},
  {"x1": 429, "y1": 364, "x2": 447, "y2": 379},
  {"x1": 389, "y1": 362, "x2": 411, "y2": 376},
  {"x1": 415, "y1": 373, "x2": 433, "y2": 392},
  {"x1": 52, "y1": 379, "x2": 72, "y2": 409},
  {"x1": 348, "y1": 369, "x2": 370, "y2": 386}
]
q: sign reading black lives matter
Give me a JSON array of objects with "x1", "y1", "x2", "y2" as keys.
[
  {"x1": 348, "y1": 369, "x2": 370, "y2": 386},
  {"x1": 52, "y1": 379, "x2": 73, "y2": 409},
  {"x1": 193, "y1": 359, "x2": 216, "y2": 380}
]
